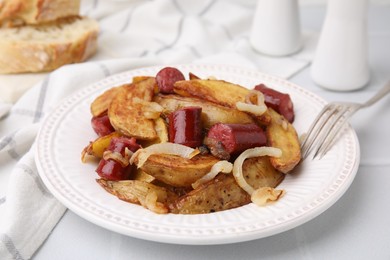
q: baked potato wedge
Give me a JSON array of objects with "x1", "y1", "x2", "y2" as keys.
[
  {"x1": 90, "y1": 76, "x2": 155, "y2": 117},
  {"x1": 139, "y1": 117, "x2": 168, "y2": 147},
  {"x1": 108, "y1": 77, "x2": 157, "y2": 140},
  {"x1": 174, "y1": 79, "x2": 249, "y2": 107},
  {"x1": 169, "y1": 155, "x2": 284, "y2": 214},
  {"x1": 91, "y1": 84, "x2": 129, "y2": 117},
  {"x1": 266, "y1": 108, "x2": 301, "y2": 173},
  {"x1": 97, "y1": 179, "x2": 179, "y2": 214},
  {"x1": 243, "y1": 156, "x2": 285, "y2": 189},
  {"x1": 173, "y1": 79, "x2": 271, "y2": 125},
  {"x1": 133, "y1": 153, "x2": 220, "y2": 187},
  {"x1": 154, "y1": 94, "x2": 255, "y2": 129},
  {"x1": 132, "y1": 169, "x2": 155, "y2": 183},
  {"x1": 169, "y1": 174, "x2": 250, "y2": 214}
]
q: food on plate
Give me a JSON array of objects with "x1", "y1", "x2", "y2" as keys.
[
  {"x1": 95, "y1": 136, "x2": 140, "y2": 180},
  {"x1": 91, "y1": 113, "x2": 116, "y2": 137},
  {"x1": 91, "y1": 85, "x2": 128, "y2": 117},
  {"x1": 204, "y1": 123, "x2": 267, "y2": 160},
  {"x1": 170, "y1": 155, "x2": 284, "y2": 214},
  {"x1": 173, "y1": 79, "x2": 271, "y2": 125},
  {"x1": 82, "y1": 131, "x2": 121, "y2": 160},
  {"x1": 156, "y1": 67, "x2": 185, "y2": 94},
  {"x1": 266, "y1": 108, "x2": 301, "y2": 173},
  {"x1": 169, "y1": 174, "x2": 250, "y2": 214},
  {"x1": 132, "y1": 153, "x2": 220, "y2": 187},
  {"x1": 154, "y1": 94, "x2": 255, "y2": 129},
  {"x1": 108, "y1": 77, "x2": 158, "y2": 140},
  {"x1": 97, "y1": 179, "x2": 179, "y2": 214},
  {"x1": 173, "y1": 79, "x2": 250, "y2": 107},
  {"x1": 82, "y1": 67, "x2": 301, "y2": 214},
  {"x1": 168, "y1": 106, "x2": 203, "y2": 148},
  {"x1": 255, "y1": 83, "x2": 295, "y2": 123}
]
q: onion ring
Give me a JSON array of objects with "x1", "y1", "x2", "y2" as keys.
[{"x1": 232, "y1": 147, "x2": 282, "y2": 195}]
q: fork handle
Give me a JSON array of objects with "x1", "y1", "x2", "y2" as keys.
[{"x1": 363, "y1": 80, "x2": 390, "y2": 107}]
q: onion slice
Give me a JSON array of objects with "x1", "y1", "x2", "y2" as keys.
[
  {"x1": 251, "y1": 187, "x2": 285, "y2": 206},
  {"x1": 102, "y1": 147, "x2": 133, "y2": 167},
  {"x1": 191, "y1": 160, "x2": 233, "y2": 189},
  {"x1": 236, "y1": 90, "x2": 267, "y2": 116},
  {"x1": 232, "y1": 147, "x2": 282, "y2": 195},
  {"x1": 130, "y1": 142, "x2": 200, "y2": 168},
  {"x1": 144, "y1": 191, "x2": 168, "y2": 214}
]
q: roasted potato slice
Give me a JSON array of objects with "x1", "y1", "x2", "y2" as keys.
[
  {"x1": 139, "y1": 117, "x2": 168, "y2": 147},
  {"x1": 108, "y1": 77, "x2": 157, "y2": 140},
  {"x1": 91, "y1": 84, "x2": 129, "y2": 117},
  {"x1": 169, "y1": 156, "x2": 284, "y2": 214},
  {"x1": 133, "y1": 153, "x2": 220, "y2": 187},
  {"x1": 132, "y1": 76, "x2": 154, "y2": 84},
  {"x1": 173, "y1": 79, "x2": 271, "y2": 125},
  {"x1": 243, "y1": 156, "x2": 285, "y2": 188},
  {"x1": 154, "y1": 117, "x2": 169, "y2": 143},
  {"x1": 132, "y1": 169, "x2": 155, "y2": 183},
  {"x1": 154, "y1": 94, "x2": 255, "y2": 129},
  {"x1": 169, "y1": 174, "x2": 250, "y2": 214},
  {"x1": 97, "y1": 179, "x2": 179, "y2": 214},
  {"x1": 266, "y1": 108, "x2": 301, "y2": 173},
  {"x1": 174, "y1": 79, "x2": 249, "y2": 107}
]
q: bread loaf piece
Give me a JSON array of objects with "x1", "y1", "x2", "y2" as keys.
[
  {"x1": 0, "y1": 0, "x2": 80, "y2": 26},
  {"x1": 0, "y1": 16, "x2": 99, "y2": 74}
]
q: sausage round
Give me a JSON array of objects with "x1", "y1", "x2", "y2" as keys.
[
  {"x1": 156, "y1": 67, "x2": 185, "y2": 94},
  {"x1": 254, "y1": 83, "x2": 295, "y2": 123},
  {"x1": 168, "y1": 106, "x2": 203, "y2": 148},
  {"x1": 205, "y1": 123, "x2": 267, "y2": 159}
]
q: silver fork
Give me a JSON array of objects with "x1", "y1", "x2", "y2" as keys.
[{"x1": 301, "y1": 80, "x2": 390, "y2": 159}]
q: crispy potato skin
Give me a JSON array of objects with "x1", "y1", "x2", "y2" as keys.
[
  {"x1": 134, "y1": 154, "x2": 220, "y2": 187},
  {"x1": 108, "y1": 78, "x2": 157, "y2": 140},
  {"x1": 174, "y1": 79, "x2": 249, "y2": 107},
  {"x1": 173, "y1": 79, "x2": 271, "y2": 125},
  {"x1": 97, "y1": 179, "x2": 179, "y2": 214},
  {"x1": 243, "y1": 156, "x2": 285, "y2": 189},
  {"x1": 154, "y1": 94, "x2": 255, "y2": 129},
  {"x1": 266, "y1": 108, "x2": 301, "y2": 173},
  {"x1": 169, "y1": 174, "x2": 250, "y2": 214},
  {"x1": 132, "y1": 169, "x2": 155, "y2": 183},
  {"x1": 91, "y1": 77, "x2": 155, "y2": 117},
  {"x1": 91, "y1": 84, "x2": 129, "y2": 117},
  {"x1": 169, "y1": 156, "x2": 284, "y2": 214}
]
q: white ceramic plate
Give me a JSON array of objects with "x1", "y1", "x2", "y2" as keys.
[{"x1": 35, "y1": 64, "x2": 360, "y2": 245}]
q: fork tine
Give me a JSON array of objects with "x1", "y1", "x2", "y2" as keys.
[
  {"x1": 300, "y1": 106, "x2": 328, "y2": 159},
  {"x1": 315, "y1": 106, "x2": 358, "y2": 159},
  {"x1": 300, "y1": 104, "x2": 339, "y2": 159},
  {"x1": 312, "y1": 105, "x2": 351, "y2": 159},
  {"x1": 302, "y1": 80, "x2": 390, "y2": 160}
]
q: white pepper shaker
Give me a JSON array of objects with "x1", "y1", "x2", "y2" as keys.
[
  {"x1": 310, "y1": 0, "x2": 370, "y2": 91},
  {"x1": 250, "y1": 0, "x2": 302, "y2": 56}
]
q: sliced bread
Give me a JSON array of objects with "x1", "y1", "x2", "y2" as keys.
[
  {"x1": 0, "y1": 16, "x2": 99, "y2": 74},
  {"x1": 0, "y1": 0, "x2": 80, "y2": 26}
]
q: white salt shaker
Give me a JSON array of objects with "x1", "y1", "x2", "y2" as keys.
[
  {"x1": 310, "y1": 0, "x2": 370, "y2": 91},
  {"x1": 250, "y1": 0, "x2": 302, "y2": 56}
]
